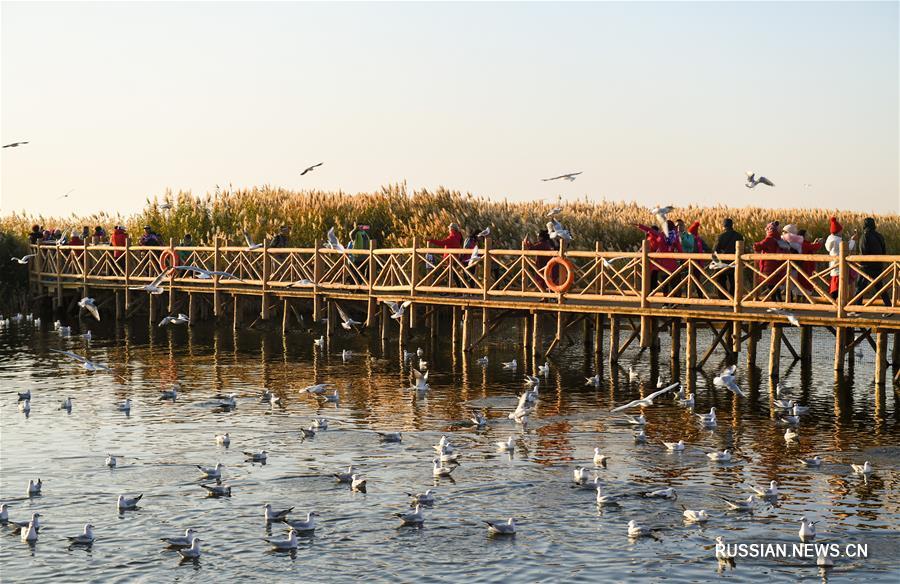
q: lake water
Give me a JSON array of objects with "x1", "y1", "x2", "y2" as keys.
[{"x1": 1, "y1": 316, "x2": 898, "y2": 583}]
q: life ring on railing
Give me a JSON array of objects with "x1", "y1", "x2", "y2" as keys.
[
  {"x1": 159, "y1": 249, "x2": 179, "y2": 272},
  {"x1": 544, "y1": 257, "x2": 575, "y2": 293}
]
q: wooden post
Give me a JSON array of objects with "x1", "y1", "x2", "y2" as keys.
[
  {"x1": 451, "y1": 306, "x2": 459, "y2": 349},
  {"x1": 609, "y1": 315, "x2": 620, "y2": 365},
  {"x1": 282, "y1": 298, "x2": 290, "y2": 335},
  {"x1": 188, "y1": 293, "x2": 197, "y2": 325},
  {"x1": 399, "y1": 310, "x2": 407, "y2": 346},
  {"x1": 409, "y1": 237, "x2": 419, "y2": 329},
  {"x1": 640, "y1": 239, "x2": 650, "y2": 308},
  {"x1": 259, "y1": 240, "x2": 269, "y2": 320},
  {"x1": 115, "y1": 290, "x2": 123, "y2": 319},
  {"x1": 81, "y1": 239, "x2": 89, "y2": 297},
  {"x1": 769, "y1": 324, "x2": 782, "y2": 380},
  {"x1": 124, "y1": 237, "x2": 131, "y2": 311},
  {"x1": 834, "y1": 327, "x2": 845, "y2": 372},
  {"x1": 731, "y1": 321, "x2": 742, "y2": 355},
  {"x1": 232, "y1": 294, "x2": 240, "y2": 330},
  {"x1": 892, "y1": 332, "x2": 900, "y2": 377},
  {"x1": 671, "y1": 318, "x2": 682, "y2": 367},
  {"x1": 54, "y1": 243, "x2": 62, "y2": 306},
  {"x1": 366, "y1": 240, "x2": 375, "y2": 326},
  {"x1": 168, "y1": 238, "x2": 176, "y2": 313},
  {"x1": 640, "y1": 316, "x2": 652, "y2": 349},
  {"x1": 380, "y1": 302, "x2": 389, "y2": 342},
  {"x1": 532, "y1": 311, "x2": 541, "y2": 361},
  {"x1": 685, "y1": 319, "x2": 696, "y2": 370},
  {"x1": 594, "y1": 313, "x2": 604, "y2": 359},
  {"x1": 148, "y1": 293, "x2": 157, "y2": 324},
  {"x1": 747, "y1": 323, "x2": 759, "y2": 368},
  {"x1": 836, "y1": 240, "x2": 847, "y2": 319},
  {"x1": 326, "y1": 301, "x2": 336, "y2": 339},
  {"x1": 583, "y1": 314, "x2": 593, "y2": 352},
  {"x1": 733, "y1": 240, "x2": 744, "y2": 311},
  {"x1": 482, "y1": 235, "x2": 492, "y2": 301},
  {"x1": 875, "y1": 330, "x2": 888, "y2": 386},
  {"x1": 312, "y1": 239, "x2": 321, "y2": 322},
  {"x1": 800, "y1": 326, "x2": 812, "y2": 362},
  {"x1": 462, "y1": 307, "x2": 472, "y2": 349},
  {"x1": 213, "y1": 236, "x2": 221, "y2": 317}
]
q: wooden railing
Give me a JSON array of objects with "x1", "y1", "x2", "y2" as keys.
[{"x1": 29, "y1": 239, "x2": 900, "y2": 318}]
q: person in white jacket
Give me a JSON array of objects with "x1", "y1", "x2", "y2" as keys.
[{"x1": 825, "y1": 216, "x2": 857, "y2": 299}]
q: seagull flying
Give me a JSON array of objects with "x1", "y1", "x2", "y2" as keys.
[
  {"x1": 541, "y1": 172, "x2": 582, "y2": 182},
  {"x1": 243, "y1": 230, "x2": 263, "y2": 251},
  {"x1": 609, "y1": 383, "x2": 679, "y2": 413},
  {"x1": 130, "y1": 271, "x2": 169, "y2": 294},
  {"x1": 326, "y1": 227, "x2": 345, "y2": 252},
  {"x1": 384, "y1": 300, "x2": 412, "y2": 320},
  {"x1": 300, "y1": 162, "x2": 323, "y2": 176},
  {"x1": 78, "y1": 297, "x2": 101, "y2": 321},
  {"x1": 158, "y1": 313, "x2": 190, "y2": 327},
  {"x1": 2, "y1": 141, "x2": 29, "y2": 148},
  {"x1": 335, "y1": 304, "x2": 361, "y2": 330},
  {"x1": 10, "y1": 255, "x2": 35, "y2": 264},
  {"x1": 172, "y1": 265, "x2": 242, "y2": 281},
  {"x1": 49, "y1": 349, "x2": 110, "y2": 371},
  {"x1": 713, "y1": 365, "x2": 746, "y2": 398},
  {"x1": 745, "y1": 171, "x2": 775, "y2": 189}
]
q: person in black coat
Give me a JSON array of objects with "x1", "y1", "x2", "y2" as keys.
[
  {"x1": 857, "y1": 217, "x2": 890, "y2": 307},
  {"x1": 713, "y1": 218, "x2": 744, "y2": 297}
]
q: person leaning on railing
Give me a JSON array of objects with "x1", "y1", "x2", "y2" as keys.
[
  {"x1": 825, "y1": 216, "x2": 857, "y2": 300},
  {"x1": 111, "y1": 225, "x2": 127, "y2": 259},
  {"x1": 269, "y1": 225, "x2": 290, "y2": 248},
  {"x1": 713, "y1": 218, "x2": 743, "y2": 297},
  {"x1": 634, "y1": 221, "x2": 681, "y2": 295},
  {"x1": 752, "y1": 222, "x2": 784, "y2": 302},
  {"x1": 857, "y1": 217, "x2": 891, "y2": 307}
]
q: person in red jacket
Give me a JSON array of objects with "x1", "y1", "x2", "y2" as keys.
[
  {"x1": 753, "y1": 222, "x2": 783, "y2": 301},
  {"x1": 111, "y1": 225, "x2": 127, "y2": 259},
  {"x1": 428, "y1": 223, "x2": 464, "y2": 256},
  {"x1": 634, "y1": 222, "x2": 682, "y2": 296}
]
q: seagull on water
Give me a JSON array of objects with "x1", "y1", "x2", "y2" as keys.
[
  {"x1": 19, "y1": 399, "x2": 31, "y2": 414},
  {"x1": 784, "y1": 428, "x2": 799, "y2": 442},
  {"x1": 300, "y1": 162, "x2": 323, "y2": 176},
  {"x1": 798, "y1": 456, "x2": 823, "y2": 467},
  {"x1": 283, "y1": 512, "x2": 320, "y2": 533},
  {"x1": 573, "y1": 467, "x2": 592, "y2": 484},
  {"x1": 302, "y1": 383, "x2": 331, "y2": 395},
  {"x1": 432, "y1": 459, "x2": 456, "y2": 478},
  {"x1": 158, "y1": 313, "x2": 190, "y2": 327},
  {"x1": 628, "y1": 367, "x2": 640, "y2": 382},
  {"x1": 162, "y1": 528, "x2": 197, "y2": 548},
  {"x1": 496, "y1": 436, "x2": 515, "y2": 452},
  {"x1": 799, "y1": 516, "x2": 817, "y2": 541},
  {"x1": 748, "y1": 480, "x2": 779, "y2": 498},
  {"x1": 334, "y1": 465, "x2": 355, "y2": 483},
  {"x1": 67, "y1": 523, "x2": 95, "y2": 545},
  {"x1": 610, "y1": 383, "x2": 679, "y2": 412},
  {"x1": 17, "y1": 389, "x2": 30, "y2": 401},
  {"x1": 159, "y1": 384, "x2": 179, "y2": 400},
  {"x1": 264, "y1": 527, "x2": 297, "y2": 552},
  {"x1": 476, "y1": 356, "x2": 489, "y2": 366},
  {"x1": 117, "y1": 493, "x2": 142, "y2": 510},
  {"x1": 106, "y1": 454, "x2": 118, "y2": 468},
  {"x1": 486, "y1": 518, "x2": 516, "y2": 535},
  {"x1": 77, "y1": 297, "x2": 100, "y2": 321},
  {"x1": 264, "y1": 504, "x2": 293, "y2": 523},
  {"x1": 542, "y1": 172, "x2": 582, "y2": 182},
  {"x1": 713, "y1": 365, "x2": 746, "y2": 398},
  {"x1": 10, "y1": 254, "x2": 35, "y2": 264},
  {"x1": 396, "y1": 505, "x2": 425, "y2": 526},
  {"x1": 593, "y1": 448, "x2": 609, "y2": 467},
  {"x1": 10, "y1": 512, "x2": 41, "y2": 532},
  {"x1": 662, "y1": 440, "x2": 685, "y2": 452},
  {"x1": 410, "y1": 368, "x2": 429, "y2": 391},
  {"x1": 537, "y1": 361, "x2": 550, "y2": 376},
  {"x1": 377, "y1": 431, "x2": 402, "y2": 442},
  {"x1": 178, "y1": 538, "x2": 202, "y2": 559},
  {"x1": 216, "y1": 433, "x2": 231, "y2": 447},
  {"x1": 0, "y1": 504, "x2": 8, "y2": 524},
  {"x1": 627, "y1": 520, "x2": 651, "y2": 538},
  {"x1": 323, "y1": 389, "x2": 340, "y2": 403},
  {"x1": 682, "y1": 508, "x2": 710, "y2": 523},
  {"x1": 745, "y1": 171, "x2": 775, "y2": 189},
  {"x1": 20, "y1": 521, "x2": 38, "y2": 543},
  {"x1": 26, "y1": 479, "x2": 42, "y2": 496},
  {"x1": 407, "y1": 490, "x2": 436, "y2": 506},
  {"x1": 201, "y1": 483, "x2": 232, "y2": 497},
  {"x1": 351, "y1": 474, "x2": 367, "y2": 492},
  {"x1": 434, "y1": 436, "x2": 454, "y2": 454},
  {"x1": 707, "y1": 450, "x2": 732, "y2": 462},
  {"x1": 470, "y1": 410, "x2": 488, "y2": 428},
  {"x1": 642, "y1": 487, "x2": 677, "y2": 500},
  {"x1": 312, "y1": 417, "x2": 328, "y2": 430},
  {"x1": 585, "y1": 374, "x2": 601, "y2": 387},
  {"x1": 196, "y1": 463, "x2": 224, "y2": 479},
  {"x1": 596, "y1": 486, "x2": 619, "y2": 505},
  {"x1": 502, "y1": 359, "x2": 517, "y2": 370},
  {"x1": 851, "y1": 461, "x2": 873, "y2": 475},
  {"x1": 118, "y1": 399, "x2": 132, "y2": 412},
  {"x1": 244, "y1": 450, "x2": 268, "y2": 462},
  {"x1": 50, "y1": 349, "x2": 110, "y2": 371},
  {"x1": 633, "y1": 430, "x2": 647, "y2": 443},
  {"x1": 300, "y1": 426, "x2": 317, "y2": 439},
  {"x1": 718, "y1": 494, "x2": 755, "y2": 511},
  {"x1": 696, "y1": 407, "x2": 717, "y2": 424},
  {"x1": 130, "y1": 271, "x2": 169, "y2": 294}
]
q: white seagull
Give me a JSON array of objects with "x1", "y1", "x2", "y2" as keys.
[
  {"x1": 384, "y1": 300, "x2": 412, "y2": 320},
  {"x1": 585, "y1": 374, "x2": 601, "y2": 387},
  {"x1": 335, "y1": 304, "x2": 361, "y2": 330},
  {"x1": 244, "y1": 450, "x2": 268, "y2": 462},
  {"x1": 333, "y1": 465, "x2": 355, "y2": 483},
  {"x1": 265, "y1": 528, "x2": 299, "y2": 550},
  {"x1": 178, "y1": 538, "x2": 202, "y2": 559},
  {"x1": 158, "y1": 313, "x2": 190, "y2": 327},
  {"x1": 682, "y1": 508, "x2": 709, "y2": 523},
  {"x1": 283, "y1": 512, "x2": 319, "y2": 533},
  {"x1": 850, "y1": 461, "x2": 873, "y2": 475},
  {"x1": 243, "y1": 230, "x2": 263, "y2": 251},
  {"x1": 68, "y1": 523, "x2": 95, "y2": 545},
  {"x1": 610, "y1": 383, "x2": 679, "y2": 412},
  {"x1": 745, "y1": 171, "x2": 775, "y2": 189},
  {"x1": 748, "y1": 480, "x2": 779, "y2": 498},
  {"x1": 486, "y1": 518, "x2": 516, "y2": 535},
  {"x1": 49, "y1": 349, "x2": 110, "y2": 371},
  {"x1": 432, "y1": 459, "x2": 456, "y2": 478},
  {"x1": 161, "y1": 528, "x2": 197, "y2": 548},
  {"x1": 502, "y1": 359, "x2": 517, "y2": 370},
  {"x1": 117, "y1": 493, "x2": 143, "y2": 510},
  {"x1": 718, "y1": 495, "x2": 755, "y2": 511},
  {"x1": 496, "y1": 436, "x2": 515, "y2": 452},
  {"x1": 351, "y1": 474, "x2": 367, "y2": 492},
  {"x1": 662, "y1": 440, "x2": 685, "y2": 452},
  {"x1": 798, "y1": 456, "x2": 823, "y2": 467},
  {"x1": 172, "y1": 265, "x2": 242, "y2": 281},
  {"x1": 410, "y1": 368, "x2": 429, "y2": 391},
  {"x1": 130, "y1": 271, "x2": 169, "y2": 294},
  {"x1": 799, "y1": 516, "x2": 817, "y2": 541},
  {"x1": 542, "y1": 172, "x2": 582, "y2": 182},
  {"x1": 11, "y1": 254, "x2": 36, "y2": 264},
  {"x1": 78, "y1": 297, "x2": 101, "y2": 321},
  {"x1": 713, "y1": 365, "x2": 746, "y2": 398},
  {"x1": 196, "y1": 463, "x2": 224, "y2": 479},
  {"x1": 593, "y1": 448, "x2": 609, "y2": 467},
  {"x1": 326, "y1": 227, "x2": 346, "y2": 253},
  {"x1": 216, "y1": 433, "x2": 231, "y2": 447},
  {"x1": 396, "y1": 505, "x2": 425, "y2": 526},
  {"x1": 707, "y1": 450, "x2": 732, "y2": 462},
  {"x1": 264, "y1": 504, "x2": 293, "y2": 523}
]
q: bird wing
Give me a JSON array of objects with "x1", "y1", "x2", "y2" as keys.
[
  {"x1": 412, "y1": 368, "x2": 425, "y2": 384},
  {"x1": 50, "y1": 348, "x2": 89, "y2": 364},
  {"x1": 723, "y1": 365, "x2": 737, "y2": 376},
  {"x1": 610, "y1": 399, "x2": 641, "y2": 413},
  {"x1": 758, "y1": 176, "x2": 774, "y2": 186},
  {"x1": 384, "y1": 301, "x2": 400, "y2": 313},
  {"x1": 326, "y1": 227, "x2": 345, "y2": 252},
  {"x1": 174, "y1": 265, "x2": 204, "y2": 275},
  {"x1": 210, "y1": 270, "x2": 241, "y2": 280},
  {"x1": 84, "y1": 303, "x2": 100, "y2": 321},
  {"x1": 646, "y1": 382, "x2": 680, "y2": 401},
  {"x1": 243, "y1": 230, "x2": 254, "y2": 247},
  {"x1": 334, "y1": 304, "x2": 351, "y2": 323}
]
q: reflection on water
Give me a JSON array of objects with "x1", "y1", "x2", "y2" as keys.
[{"x1": 0, "y1": 317, "x2": 898, "y2": 582}]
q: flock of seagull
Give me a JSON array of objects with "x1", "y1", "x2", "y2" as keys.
[{"x1": 2, "y1": 304, "x2": 880, "y2": 570}]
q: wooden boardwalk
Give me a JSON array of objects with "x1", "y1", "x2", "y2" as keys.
[{"x1": 28, "y1": 238, "x2": 900, "y2": 387}]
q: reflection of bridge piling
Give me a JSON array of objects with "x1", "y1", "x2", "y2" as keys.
[{"x1": 27, "y1": 236, "x2": 900, "y2": 396}]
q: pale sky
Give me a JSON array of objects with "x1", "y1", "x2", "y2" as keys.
[{"x1": 1, "y1": 1, "x2": 898, "y2": 216}]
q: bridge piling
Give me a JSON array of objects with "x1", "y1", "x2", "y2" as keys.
[{"x1": 769, "y1": 324, "x2": 782, "y2": 380}]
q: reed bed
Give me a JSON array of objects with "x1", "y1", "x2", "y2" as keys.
[{"x1": 2, "y1": 183, "x2": 898, "y2": 251}]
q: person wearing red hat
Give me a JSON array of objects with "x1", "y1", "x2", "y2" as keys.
[
  {"x1": 753, "y1": 222, "x2": 783, "y2": 302},
  {"x1": 824, "y1": 216, "x2": 857, "y2": 299}
]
